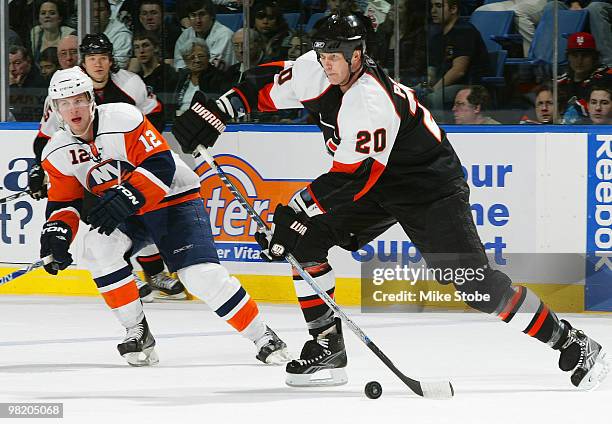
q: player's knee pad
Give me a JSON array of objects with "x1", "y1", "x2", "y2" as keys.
[
  {"x1": 81, "y1": 229, "x2": 133, "y2": 278},
  {"x1": 177, "y1": 262, "x2": 241, "y2": 310},
  {"x1": 455, "y1": 268, "x2": 513, "y2": 314}
]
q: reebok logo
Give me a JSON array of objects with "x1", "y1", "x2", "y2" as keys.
[
  {"x1": 271, "y1": 243, "x2": 285, "y2": 256},
  {"x1": 289, "y1": 221, "x2": 307, "y2": 236},
  {"x1": 173, "y1": 244, "x2": 194, "y2": 254},
  {"x1": 191, "y1": 103, "x2": 226, "y2": 133}
]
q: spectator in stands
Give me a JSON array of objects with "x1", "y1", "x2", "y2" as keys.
[
  {"x1": 285, "y1": 30, "x2": 312, "y2": 61},
  {"x1": 57, "y1": 34, "x2": 79, "y2": 69},
  {"x1": 137, "y1": 0, "x2": 182, "y2": 62},
  {"x1": 174, "y1": 0, "x2": 236, "y2": 70},
  {"x1": 226, "y1": 28, "x2": 266, "y2": 87},
  {"x1": 30, "y1": 0, "x2": 76, "y2": 64},
  {"x1": 520, "y1": 85, "x2": 558, "y2": 124},
  {"x1": 426, "y1": 0, "x2": 489, "y2": 111},
  {"x1": 588, "y1": 86, "x2": 612, "y2": 124},
  {"x1": 175, "y1": 38, "x2": 226, "y2": 116},
  {"x1": 474, "y1": 0, "x2": 546, "y2": 57},
  {"x1": 251, "y1": 0, "x2": 290, "y2": 61},
  {"x1": 133, "y1": 32, "x2": 178, "y2": 96},
  {"x1": 373, "y1": 0, "x2": 427, "y2": 84},
  {"x1": 452, "y1": 85, "x2": 501, "y2": 124},
  {"x1": 9, "y1": 45, "x2": 46, "y2": 88},
  {"x1": 93, "y1": 0, "x2": 133, "y2": 68},
  {"x1": 39, "y1": 47, "x2": 60, "y2": 82},
  {"x1": 544, "y1": 1, "x2": 612, "y2": 66},
  {"x1": 9, "y1": 0, "x2": 38, "y2": 50},
  {"x1": 9, "y1": 45, "x2": 46, "y2": 121},
  {"x1": 558, "y1": 32, "x2": 612, "y2": 123}
]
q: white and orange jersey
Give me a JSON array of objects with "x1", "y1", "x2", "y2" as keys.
[
  {"x1": 41, "y1": 102, "x2": 200, "y2": 238},
  {"x1": 230, "y1": 50, "x2": 462, "y2": 211},
  {"x1": 34, "y1": 69, "x2": 164, "y2": 162}
]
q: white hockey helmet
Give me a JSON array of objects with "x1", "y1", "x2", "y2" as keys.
[
  {"x1": 49, "y1": 66, "x2": 95, "y2": 101},
  {"x1": 48, "y1": 66, "x2": 96, "y2": 132}
]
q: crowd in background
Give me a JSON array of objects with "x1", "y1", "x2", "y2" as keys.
[{"x1": 6, "y1": 0, "x2": 612, "y2": 125}]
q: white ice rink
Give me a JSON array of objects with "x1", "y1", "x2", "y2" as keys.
[{"x1": 0, "y1": 296, "x2": 610, "y2": 424}]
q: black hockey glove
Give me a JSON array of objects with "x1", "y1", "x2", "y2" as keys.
[
  {"x1": 171, "y1": 91, "x2": 229, "y2": 154},
  {"x1": 255, "y1": 204, "x2": 308, "y2": 261},
  {"x1": 87, "y1": 183, "x2": 145, "y2": 235},
  {"x1": 40, "y1": 221, "x2": 73, "y2": 275},
  {"x1": 28, "y1": 163, "x2": 47, "y2": 200}
]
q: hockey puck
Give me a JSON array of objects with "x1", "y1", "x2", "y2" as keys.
[{"x1": 364, "y1": 381, "x2": 382, "y2": 399}]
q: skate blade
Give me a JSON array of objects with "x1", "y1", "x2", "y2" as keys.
[
  {"x1": 264, "y1": 348, "x2": 293, "y2": 365},
  {"x1": 577, "y1": 349, "x2": 609, "y2": 391},
  {"x1": 286, "y1": 368, "x2": 348, "y2": 387},
  {"x1": 153, "y1": 290, "x2": 188, "y2": 300},
  {"x1": 123, "y1": 346, "x2": 159, "y2": 367}
]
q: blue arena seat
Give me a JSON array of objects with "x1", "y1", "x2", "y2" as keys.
[
  {"x1": 283, "y1": 13, "x2": 301, "y2": 30},
  {"x1": 304, "y1": 12, "x2": 326, "y2": 33},
  {"x1": 216, "y1": 13, "x2": 244, "y2": 32},
  {"x1": 470, "y1": 10, "x2": 514, "y2": 52},
  {"x1": 505, "y1": 9, "x2": 588, "y2": 66}
]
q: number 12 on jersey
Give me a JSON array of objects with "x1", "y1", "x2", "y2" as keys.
[{"x1": 139, "y1": 130, "x2": 162, "y2": 152}]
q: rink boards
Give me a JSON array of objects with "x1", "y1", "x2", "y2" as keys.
[{"x1": 0, "y1": 124, "x2": 610, "y2": 312}]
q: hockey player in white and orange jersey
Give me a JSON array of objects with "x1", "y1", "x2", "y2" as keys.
[
  {"x1": 39, "y1": 67, "x2": 291, "y2": 366},
  {"x1": 28, "y1": 33, "x2": 183, "y2": 302}
]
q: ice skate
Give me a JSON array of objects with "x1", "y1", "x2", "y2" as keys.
[
  {"x1": 286, "y1": 319, "x2": 347, "y2": 387},
  {"x1": 149, "y1": 272, "x2": 187, "y2": 300},
  {"x1": 558, "y1": 320, "x2": 609, "y2": 390},
  {"x1": 255, "y1": 326, "x2": 292, "y2": 365},
  {"x1": 117, "y1": 317, "x2": 159, "y2": 367},
  {"x1": 134, "y1": 273, "x2": 154, "y2": 303}
]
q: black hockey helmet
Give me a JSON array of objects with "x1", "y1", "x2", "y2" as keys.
[
  {"x1": 80, "y1": 33, "x2": 113, "y2": 56},
  {"x1": 312, "y1": 13, "x2": 367, "y2": 64}
]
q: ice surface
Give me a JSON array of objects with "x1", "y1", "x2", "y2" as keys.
[{"x1": 0, "y1": 296, "x2": 610, "y2": 424}]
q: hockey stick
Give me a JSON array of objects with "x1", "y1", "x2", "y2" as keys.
[
  {"x1": 195, "y1": 145, "x2": 454, "y2": 399},
  {"x1": 0, "y1": 256, "x2": 54, "y2": 287},
  {"x1": 0, "y1": 190, "x2": 30, "y2": 204}
]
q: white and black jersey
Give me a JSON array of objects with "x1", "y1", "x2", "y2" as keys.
[
  {"x1": 34, "y1": 69, "x2": 164, "y2": 163},
  {"x1": 230, "y1": 51, "x2": 464, "y2": 212}
]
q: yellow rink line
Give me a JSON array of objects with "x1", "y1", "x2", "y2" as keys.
[{"x1": 0, "y1": 266, "x2": 590, "y2": 313}]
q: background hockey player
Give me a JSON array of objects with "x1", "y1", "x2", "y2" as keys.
[
  {"x1": 39, "y1": 67, "x2": 290, "y2": 366},
  {"x1": 28, "y1": 33, "x2": 185, "y2": 301},
  {"x1": 171, "y1": 13, "x2": 609, "y2": 390}
]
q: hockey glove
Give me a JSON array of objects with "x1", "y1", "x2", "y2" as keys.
[
  {"x1": 87, "y1": 183, "x2": 145, "y2": 235},
  {"x1": 40, "y1": 221, "x2": 73, "y2": 275},
  {"x1": 255, "y1": 204, "x2": 308, "y2": 261},
  {"x1": 171, "y1": 91, "x2": 229, "y2": 154},
  {"x1": 28, "y1": 164, "x2": 48, "y2": 200}
]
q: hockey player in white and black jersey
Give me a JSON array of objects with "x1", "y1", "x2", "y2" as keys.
[
  {"x1": 172, "y1": 14, "x2": 609, "y2": 390},
  {"x1": 28, "y1": 33, "x2": 186, "y2": 301}
]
